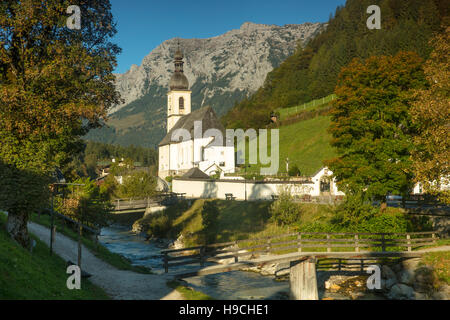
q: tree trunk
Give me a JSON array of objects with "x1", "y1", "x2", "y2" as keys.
[{"x1": 7, "y1": 210, "x2": 30, "y2": 248}]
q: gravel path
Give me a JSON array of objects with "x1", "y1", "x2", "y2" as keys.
[{"x1": 28, "y1": 222, "x2": 183, "y2": 300}]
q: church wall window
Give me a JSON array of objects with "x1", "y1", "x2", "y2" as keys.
[{"x1": 179, "y1": 97, "x2": 184, "y2": 112}]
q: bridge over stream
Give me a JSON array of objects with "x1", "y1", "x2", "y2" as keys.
[{"x1": 161, "y1": 231, "x2": 443, "y2": 300}]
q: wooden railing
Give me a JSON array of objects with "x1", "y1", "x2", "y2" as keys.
[
  {"x1": 161, "y1": 231, "x2": 438, "y2": 273},
  {"x1": 112, "y1": 193, "x2": 186, "y2": 211},
  {"x1": 112, "y1": 198, "x2": 155, "y2": 211}
]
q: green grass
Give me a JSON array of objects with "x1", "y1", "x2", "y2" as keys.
[
  {"x1": 166, "y1": 280, "x2": 213, "y2": 300},
  {"x1": 238, "y1": 115, "x2": 338, "y2": 176},
  {"x1": 277, "y1": 94, "x2": 336, "y2": 119},
  {"x1": 0, "y1": 213, "x2": 110, "y2": 299},
  {"x1": 138, "y1": 200, "x2": 336, "y2": 248},
  {"x1": 421, "y1": 251, "x2": 450, "y2": 285},
  {"x1": 29, "y1": 213, "x2": 152, "y2": 274}
]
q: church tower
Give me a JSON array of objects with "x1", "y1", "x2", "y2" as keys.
[{"x1": 167, "y1": 45, "x2": 191, "y2": 132}]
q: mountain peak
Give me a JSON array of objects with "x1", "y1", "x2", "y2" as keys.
[{"x1": 98, "y1": 22, "x2": 325, "y2": 146}]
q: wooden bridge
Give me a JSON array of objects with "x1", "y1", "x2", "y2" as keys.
[
  {"x1": 111, "y1": 193, "x2": 186, "y2": 212},
  {"x1": 161, "y1": 231, "x2": 440, "y2": 300}
]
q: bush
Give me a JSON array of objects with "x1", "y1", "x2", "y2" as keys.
[
  {"x1": 288, "y1": 164, "x2": 301, "y2": 177},
  {"x1": 147, "y1": 214, "x2": 171, "y2": 238},
  {"x1": 357, "y1": 209, "x2": 409, "y2": 233},
  {"x1": 202, "y1": 201, "x2": 219, "y2": 243},
  {"x1": 331, "y1": 194, "x2": 378, "y2": 229},
  {"x1": 269, "y1": 189, "x2": 302, "y2": 226}
]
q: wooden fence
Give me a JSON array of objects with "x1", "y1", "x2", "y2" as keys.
[{"x1": 161, "y1": 231, "x2": 438, "y2": 273}]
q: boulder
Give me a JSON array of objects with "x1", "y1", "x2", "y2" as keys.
[
  {"x1": 260, "y1": 263, "x2": 277, "y2": 276},
  {"x1": 382, "y1": 265, "x2": 397, "y2": 280},
  {"x1": 388, "y1": 284, "x2": 415, "y2": 300},
  {"x1": 413, "y1": 266, "x2": 435, "y2": 293},
  {"x1": 171, "y1": 234, "x2": 185, "y2": 250},
  {"x1": 432, "y1": 291, "x2": 449, "y2": 300},
  {"x1": 402, "y1": 258, "x2": 421, "y2": 271},
  {"x1": 384, "y1": 277, "x2": 397, "y2": 290},
  {"x1": 398, "y1": 269, "x2": 415, "y2": 286},
  {"x1": 414, "y1": 292, "x2": 428, "y2": 300}
]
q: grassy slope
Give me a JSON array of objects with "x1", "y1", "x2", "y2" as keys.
[
  {"x1": 421, "y1": 251, "x2": 450, "y2": 285},
  {"x1": 279, "y1": 116, "x2": 337, "y2": 176},
  {"x1": 277, "y1": 94, "x2": 336, "y2": 119},
  {"x1": 0, "y1": 213, "x2": 110, "y2": 300},
  {"x1": 139, "y1": 200, "x2": 333, "y2": 247},
  {"x1": 241, "y1": 115, "x2": 337, "y2": 177}
]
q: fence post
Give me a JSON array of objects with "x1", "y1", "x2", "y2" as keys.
[
  {"x1": 117, "y1": 199, "x2": 120, "y2": 211},
  {"x1": 327, "y1": 234, "x2": 331, "y2": 253},
  {"x1": 234, "y1": 241, "x2": 239, "y2": 263},
  {"x1": 298, "y1": 234, "x2": 302, "y2": 253},
  {"x1": 381, "y1": 234, "x2": 386, "y2": 252},
  {"x1": 200, "y1": 246, "x2": 205, "y2": 267},
  {"x1": 95, "y1": 233, "x2": 99, "y2": 250},
  {"x1": 407, "y1": 234, "x2": 411, "y2": 252},
  {"x1": 164, "y1": 253, "x2": 168, "y2": 273},
  {"x1": 77, "y1": 222, "x2": 82, "y2": 269},
  {"x1": 432, "y1": 233, "x2": 437, "y2": 244},
  {"x1": 267, "y1": 238, "x2": 272, "y2": 254},
  {"x1": 51, "y1": 225, "x2": 56, "y2": 247},
  {"x1": 355, "y1": 234, "x2": 359, "y2": 252}
]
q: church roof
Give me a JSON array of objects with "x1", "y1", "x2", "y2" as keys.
[
  {"x1": 181, "y1": 167, "x2": 210, "y2": 180},
  {"x1": 159, "y1": 106, "x2": 227, "y2": 147}
]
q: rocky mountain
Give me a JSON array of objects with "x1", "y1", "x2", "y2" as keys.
[{"x1": 85, "y1": 22, "x2": 325, "y2": 148}]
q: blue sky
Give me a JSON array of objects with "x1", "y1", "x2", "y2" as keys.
[{"x1": 110, "y1": 0, "x2": 347, "y2": 73}]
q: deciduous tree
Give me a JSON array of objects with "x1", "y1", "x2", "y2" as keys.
[
  {"x1": 0, "y1": 1, "x2": 121, "y2": 247},
  {"x1": 411, "y1": 27, "x2": 450, "y2": 204},
  {"x1": 326, "y1": 52, "x2": 427, "y2": 202}
]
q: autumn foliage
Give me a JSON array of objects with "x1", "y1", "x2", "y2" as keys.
[
  {"x1": 411, "y1": 27, "x2": 450, "y2": 204},
  {"x1": 326, "y1": 52, "x2": 427, "y2": 201},
  {"x1": 0, "y1": 1, "x2": 120, "y2": 246}
]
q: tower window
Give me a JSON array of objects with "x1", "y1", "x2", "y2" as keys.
[{"x1": 179, "y1": 97, "x2": 184, "y2": 111}]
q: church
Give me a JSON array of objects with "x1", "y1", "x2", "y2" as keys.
[{"x1": 158, "y1": 46, "x2": 235, "y2": 180}]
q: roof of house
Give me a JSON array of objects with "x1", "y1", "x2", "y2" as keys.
[
  {"x1": 159, "y1": 106, "x2": 226, "y2": 147},
  {"x1": 181, "y1": 167, "x2": 210, "y2": 180}
]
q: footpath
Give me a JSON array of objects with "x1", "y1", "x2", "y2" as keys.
[{"x1": 28, "y1": 222, "x2": 183, "y2": 300}]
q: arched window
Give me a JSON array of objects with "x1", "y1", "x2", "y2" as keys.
[{"x1": 179, "y1": 97, "x2": 184, "y2": 111}]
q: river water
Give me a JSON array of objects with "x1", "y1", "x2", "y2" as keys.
[
  {"x1": 98, "y1": 225, "x2": 386, "y2": 300},
  {"x1": 99, "y1": 225, "x2": 291, "y2": 300}
]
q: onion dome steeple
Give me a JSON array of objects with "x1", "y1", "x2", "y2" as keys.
[{"x1": 169, "y1": 41, "x2": 189, "y2": 91}]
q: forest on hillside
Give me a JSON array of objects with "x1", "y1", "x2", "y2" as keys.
[
  {"x1": 63, "y1": 141, "x2": 158, "y2": 180},
  {"x1": 222, "y1": 0, "x2": 449, "y2": 129}
]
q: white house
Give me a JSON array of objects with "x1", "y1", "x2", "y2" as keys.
[
  {"x1": 172, "y1": 166, "x2": 345, "y2": 201},
  {"x1": 158, "y1": 46, "x2": 235, "y2": 180}
]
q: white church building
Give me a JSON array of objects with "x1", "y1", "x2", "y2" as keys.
[{"x1": 158, "y1": 47, "x2": 235, "y2": 180}]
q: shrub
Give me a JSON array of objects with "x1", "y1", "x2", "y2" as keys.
[
  {"x1": 202, "y1": 201, "x2": 219, "y2": 243},
  {"x1": 331, "y1": 193, "x2": 378, "y2": 230},
  {"x1": 269, "y1": 189, "x2": 302, "y2": 226},
  {"x1": 147, "y1": 214, "x2": 171, "y2": 238},
  {"x1": 288, "y1": 164, "x2": 301, "y2": 177}
]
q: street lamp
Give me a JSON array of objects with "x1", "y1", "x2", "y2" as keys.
[{"x1": 244, "y1": 165, "x2": 250, "y2": 201}]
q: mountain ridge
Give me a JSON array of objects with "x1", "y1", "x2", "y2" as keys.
[{"x1": 85, "y1": 21, "x2": 325, "y2": 147}]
